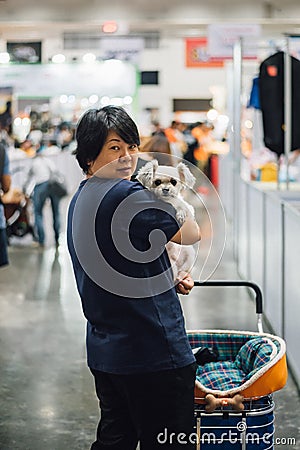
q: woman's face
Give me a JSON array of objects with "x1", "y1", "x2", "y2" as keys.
[{"x1": 88, "y1": 131, "x2": 139, "y2": 180}]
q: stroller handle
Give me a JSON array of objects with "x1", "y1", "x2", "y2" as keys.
[{"x1": 193, "y1": 280, "x2": 263, "y2": 315}]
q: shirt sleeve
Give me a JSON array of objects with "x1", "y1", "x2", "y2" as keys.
[{"x1": 127, "y1": 181, "x2": 180, "y2": 243}]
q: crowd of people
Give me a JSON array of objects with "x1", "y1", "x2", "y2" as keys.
[
  {"x1": 0, "y1": 106, "x2": 218, "y2": 258},
  {"x1": 0, "y1": 110, "x2": 74, "y2": 252},
  {"x1": 149, "y1": 119, "x2": 217, "y2": 175}
]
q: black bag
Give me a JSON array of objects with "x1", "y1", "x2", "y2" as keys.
[{"x1": 48, "y1": 173, "x2": 68, "y2": 198}]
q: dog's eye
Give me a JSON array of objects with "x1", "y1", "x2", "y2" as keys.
[
  {"x1": 154, "y1": 180, "x2": 162, "y2": 186},
  {"x1": 170, "y1": 179, "x2": 177, "y2": 186}
]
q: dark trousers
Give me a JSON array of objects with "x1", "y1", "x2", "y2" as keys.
[
  {"x1": 0, "y1": 227, "x2": 8, "y2": 267},
  {"x1": 90, "y1": 363, "x2": 197, "y2": 450}
]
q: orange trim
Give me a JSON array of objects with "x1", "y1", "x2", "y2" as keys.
[{"x1": 194, "y1": 355, "x2": 288, "y2": 404}]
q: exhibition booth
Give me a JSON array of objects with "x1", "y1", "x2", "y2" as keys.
[{"x1": 219, "y1": 38, "x2": 300, "y2": 390}]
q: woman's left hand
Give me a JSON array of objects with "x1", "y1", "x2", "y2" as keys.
[{"x1": 176, "y1": 274, "x2": 194, "y2": 295}]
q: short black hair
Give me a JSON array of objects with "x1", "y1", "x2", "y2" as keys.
[{"x1": 74, "y1": 106, "x2": 140, "y2": 174}]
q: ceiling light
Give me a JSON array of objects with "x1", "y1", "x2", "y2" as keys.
[
  {"x1": 52, "y1": 54, "x2": 66, "y2": 64},
  {"x1": 89, "y1": 94, "x2": 99, "y2": 104},
  {"x1": 82, "y1": 53, "x2": 96, "y2": 63},
  {"x1": 207, "y1": 109, "x2": 218, "y2": 121},
  {"x1": 123, "y1": 96, "x2": 133, "y2": 105},
  {"x1": 102, "y1": 21, "x2": 118, "y2": 34},
  {"x1": 59, "y1": 95, "x2": 68, "y2": 104}
]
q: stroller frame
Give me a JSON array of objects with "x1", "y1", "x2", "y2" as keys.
[{"x1": 190, "y1": 281, "x2": 287, "y2": 450}]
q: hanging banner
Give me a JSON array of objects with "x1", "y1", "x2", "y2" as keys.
[
  {"x1": 207, "y1": 24, "x2": 261, "y2": 59},
  {"x1": 100, "y1": 38, "x2": 144, "y2": 65},
  {"x1": 185, "y1": 37, "x2": 224, "y2": 67}
]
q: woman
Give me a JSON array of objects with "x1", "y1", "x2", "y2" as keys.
[{"x1": 67, "y1": 106, "x2": 201, "y2": 450}]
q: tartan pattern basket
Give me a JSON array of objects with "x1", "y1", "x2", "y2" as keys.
[{"x1": 187, "y1": 329, "x2": 287, "y2": 401}]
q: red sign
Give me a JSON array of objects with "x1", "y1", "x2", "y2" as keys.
[{"x1": 185, "y1": 37, "x2": 224, "y2": 68}]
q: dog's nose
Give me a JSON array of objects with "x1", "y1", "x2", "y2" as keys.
[{"x1": 162, "y1": 188, "x2": 169, "y2": 194}]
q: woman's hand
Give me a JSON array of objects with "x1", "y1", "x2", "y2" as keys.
[{"x1": 176, "y1": 274, "x2": 194, "y2": 295}]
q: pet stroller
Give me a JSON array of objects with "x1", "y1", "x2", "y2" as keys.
[
  {"x1": 2, "y1": 187, "x2": 35, "y2": 240},
  {"x1": 188, "y1": 281, "x2": 287, "y2": 450}
]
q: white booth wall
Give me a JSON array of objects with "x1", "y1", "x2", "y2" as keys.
[
  {"x1": 0, "y1": 34, "x2": 227, "y2": 128},
  {"x1": 219, "y1": 153, "x2": 300, "y2": 391}
]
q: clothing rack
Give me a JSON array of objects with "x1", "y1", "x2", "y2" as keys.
[{"x1": 233, "y1": 35, "x2": 300, "y2": 190}]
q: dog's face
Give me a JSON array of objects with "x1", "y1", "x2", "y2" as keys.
[
  {"x1": 150, "y1": 170, "x2": 182, "y2": 199},
  {"x1": 136, "y1": 160, "x2": 195, "y2": 200}
]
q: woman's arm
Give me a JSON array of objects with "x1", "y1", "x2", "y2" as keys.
[
  {"x1": 170, "y1": 217, "x2": 201, "y2": 245},
  {"x1": 1, "y1": 173, "x2": 11, "y2": 193}
]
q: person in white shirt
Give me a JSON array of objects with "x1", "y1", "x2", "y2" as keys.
[{"x1": 27, "y1": 149, "x2": 61, "y2": 247}]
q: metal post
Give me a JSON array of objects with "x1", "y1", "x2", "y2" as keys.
[
  {"x1": 233, "y1": 39, "x2": 242, "y2": 170},
  {"x1": 284, "y1": 38, "x2": 292, "y2": 190},
  {"x1": 232, "y1": 39, "x2": 242, "y2": 264}
]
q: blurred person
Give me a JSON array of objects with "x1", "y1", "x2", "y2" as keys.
[
  {"x1": 151, "y1": 120, "x2": 166, "y2": 136},
  {"x1": 56, "y1": 122, "x2": 73, "y2": 150},
  {"x1": 28, "y1": 127, "x2": 43, "y2": 147},
  {"x1": 18, "y1": 138, "x2": 36, "y2": 158},
  {"x1": 0, "y1": 100, "x2": 13, "y2": 136},
  {"x1": 0, "y1": 142, "x2": 11, "y2": 266},
  {"x1": 0, "y1": 125, "x2": 14, "y2": 149},
  {"x1": 192, "y1": 121, "x2": 215, "y2": 175},
  {"x1": 165, "y1": 120, "x2": 187, "y2": 159},
  {"x1": 67, "y1": 106, "x2": 201, "y2": 450},
  {"x1": 131, "y1": 134, "x2": 174, "y2": 181},
  {"x1": 25, "y1": 147, "x2": 62, "y2": 247},
  {"x1": 182, "y1": 123, "x2": 198, "y2": 166},
  {"x1": 40, "y1": 138, "x2": 61, "y2": 156}
]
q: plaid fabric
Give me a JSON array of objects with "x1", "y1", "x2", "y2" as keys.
[
  {"x1": 196, "y1": 362, "x2": 244, "y2": 390},
  {"x1": 235, "y1": 337, "x2": 274, "y2": 374},
  {"x1": 188, "y1": 332, "x2": 251, "y2": 361},
  {"x1": 188, "y1": 332, "x2": 276, "y2": 391}
]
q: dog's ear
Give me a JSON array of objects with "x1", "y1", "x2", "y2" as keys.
[
  {"x1": 176, "y1": 162, "x2": 196, "y2": 189},
  {"x1": 136, "y1": 159, "x2": 158, "y2": 188}
]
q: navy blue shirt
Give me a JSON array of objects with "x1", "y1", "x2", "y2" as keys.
[{"x1": 67, "y1": 177, "x2": 195, "y2": 374}]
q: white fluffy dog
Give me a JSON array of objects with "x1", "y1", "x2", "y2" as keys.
[{"x1": 136, "y1": 159, "x2": 196, "y2": 282}]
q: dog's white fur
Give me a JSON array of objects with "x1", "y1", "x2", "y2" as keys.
[{"x1": 136, "y1": 159, "x2": 196, "y2": 282}]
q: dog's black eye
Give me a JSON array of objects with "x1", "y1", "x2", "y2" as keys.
[
  {"x1": 170, "y1": 179, "x2": 177, "y2": 186},
  {"x1": 154, "y1": 180, "x2": 162, "y2": 186}
]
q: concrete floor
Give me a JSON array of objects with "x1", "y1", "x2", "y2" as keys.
[{"x1": 0, "y1": 193, "x2": 299, "y2": 450}]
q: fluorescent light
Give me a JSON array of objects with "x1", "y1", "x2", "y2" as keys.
[
  {"x1": 123, "y1": 96, "x2": 133, "y2": 105},
  {"x1": 82, "y1": 53, "x2": 96, "y2": 63},
  {"x1": 52, "y1": 54, "x2": 66, "y2": 64},
  {"x1": 89, "y1": 94, "x2": 99, "y2": 104},
  {"x1": 59, "y1": 95, "x2": 68, "y2": 104}
]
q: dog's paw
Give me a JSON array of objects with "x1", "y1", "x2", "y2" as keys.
[{"x1": 176, "y1": 209, "x2": 187, "y2": 225}]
